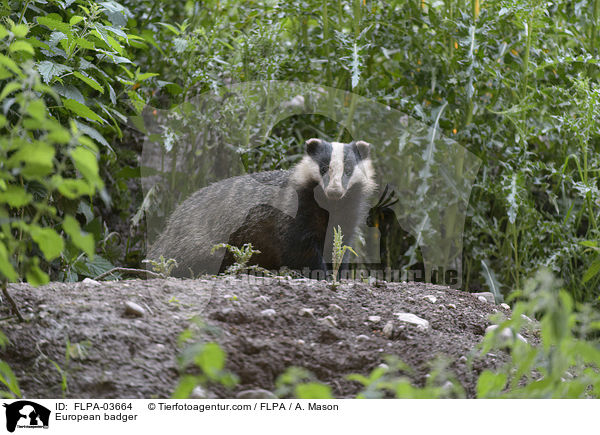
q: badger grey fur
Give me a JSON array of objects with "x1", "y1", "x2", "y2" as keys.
[{"x1": 148, "y1": 138, "x2": 376, "y2": 277}]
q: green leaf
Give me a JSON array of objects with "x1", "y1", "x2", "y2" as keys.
[
  {"x1": 70, "y1": 146, "x2": 100, "y2": 185},
  {"x1": 481, "y1": 259, "x2": 502, "y2": 302},
  {"x1": 171, "y1": 375, "x2": 198, "y2": 399},
  {"x1": 27, "y1": 99, "x2": 47, "y2": 121},
  {"x1": 49, "y1": 31, "x2": 67, "y2": 46},
  {"x1": 37, "y1": 60, "x2": 72, "y2": 83},
  {"x1": 53, "y1": 84, "x2": 85, "y2": 103},
  {"x1": 75, "y1": 37, "x2": 95, "y2": 50},
  {"x1": 295, "y1": 382, "x2": 333, "y2": 399},
  {"x1": 92, "y1": 24, "x2": 123, "y2": 54},
  {"x1": 136, "y1": 72, "x2": 159, "y2": 82},
  {"x1": 127, "y1": 90, "x2": 145, "y2": 113},
  {"x1": 54, "y1": 177, "x2": 94, "y2": 198},
  {"x1": 63, "y1": 99, "x2": 104, "y2": 123},
  {"x1": 106, "y1": 82, "x2": 116, "y2": 104},
  {"x1": 37, "y1": 15, "x2": 72, "y2": 34},
  {"x1": 476, "y1": 370, "x2": 507, "y2": 398},
  {"x1": 0, "y1": 360, "x2": 21, "y2": 398},
  {"x1": 74, "y1": 120, "x2": 111, "y2": 149},
  {"x1": 78, "y1": 254, "x2": 113, "y2": 277},
  {"x1": 8, "y1": 40, "x2": 34, "y2": 54},
  {"x1": 10, "y1": 24, "x2": 29, "y2": 38},
  {"x1": 8, "y1": 141, "x2": 55, "y2": 177},
  {"x1": 158, "y1": 22, "x2": 181, "y2": 35},
  {"x1": 73, "y1": 71, "x2": 104, "y2": 93},
  {"x1": 100, "y1": 1, "x2": 128, "y2": 27},
  {"x1": 0, "y1": 330, "x2": 8, "y2": 348},
  {"x1": 0, "y1": 66, "x2": 12, "y2": 80},
  {"x1": 0, "y1": 25, "x2": 8, "y2": 40},
  {"x1": 104, "y1": 25, "x2": 127, "y2": 39},
  {"x1": 47, "y1": 126, "x2": 71, "y2": 144},
  {"x1": 583, "y1": 259, "x2": 600, "y2": 284},
  {"x1": 0, "y1": 241, "x2": 18, "y2": 281},
  {"x1": 0, "y1": 185, "x2": 33, "y2": 207},
  {"x1": 0, "y1": 81, "x2": 21, "y2": 102},
  {"x1": 26, "y1": 263, "x2": 50, "y2": 286},
  {"x1": 30, "y1": 226, "x2": 64, "y2": 261},
  {"x1": 63, "y1": 215, "x2": 94, "y2": 258},
  {"x1": 0, "y1": 54, "x2": 21, "y2": 75},
  {"x1": 69, "y1": 15, "x2": 85, "y2": 26},
  {"x1": 195, "y1": 342, "x2": 225, "y2": 379}
]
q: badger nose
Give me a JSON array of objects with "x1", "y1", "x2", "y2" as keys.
[{"x1": 326, "y1": 187, "x2": 344, "y2": 200}]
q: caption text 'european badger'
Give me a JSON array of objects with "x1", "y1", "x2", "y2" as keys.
[{"x1": 148, "y1": 139, "x2": 377, "y2": 277}]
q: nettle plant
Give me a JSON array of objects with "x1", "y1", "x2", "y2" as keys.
[{"x1": 0, "y1": 0, "x2": 153, "y2": 287}]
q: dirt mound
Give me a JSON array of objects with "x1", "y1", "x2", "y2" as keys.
[{"x1": 1, "y1": 277, "x2": 512, "y2": 398}]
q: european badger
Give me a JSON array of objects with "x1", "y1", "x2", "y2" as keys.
[{"x1": 148, "y1": 138, "x2": 376, "y2": 277}]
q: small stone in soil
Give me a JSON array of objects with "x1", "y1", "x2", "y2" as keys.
[
  {"x1": 423, "y1": 295, "x2": 437, "y2": 304},
  {"x1": 486, "y1": 324, "x2": 527, "y2": 343},
  {"x1": 124, "y1": 301, "x2": 145, "y2": 317},
  {"x1": 473, "y1": 292, "x2": 495, "y2": 304},
  {"x1": 260, "y1": 309, "x2": 276, "y2": 317},
  {"x1": 383, "y1": 321, "x2": 394, "y2": 338},
  {"x1": 298, "y1": 308, "x2": 315, "y2": 318},
  {"x1": 394, "y1": 312, "x2": 429, "y2": 330}
]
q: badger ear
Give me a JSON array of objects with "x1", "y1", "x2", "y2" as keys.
[
  {"x1": 305, "y1": 138, "x2": 322, "y2": 156},
  {"x1": 353, "y1": 140, "x2": 371, "y2": 160}
]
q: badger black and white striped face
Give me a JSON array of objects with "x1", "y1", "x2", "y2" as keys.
[{"x1": 292, "y1": 138, "x2": 376, "y2": 200}]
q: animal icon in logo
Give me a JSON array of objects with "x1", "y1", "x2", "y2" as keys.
[{"x1": 3, "y1": 400, "x2": 50, "y2": 433}]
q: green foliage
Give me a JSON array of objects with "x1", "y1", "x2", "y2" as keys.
[
  {"x1": 295, "y1": 382, "x2": 333, "y2": 399},
  {"x1": 133, "y1": 0, "x2": 600, "y2": 303},
  {"x1": 0, "y1": 0, "x2": 597, "y2": 300},
  {"x1": 0, "y1": 360, "x2": 21, "y2": 398},
  {"x1": 478, "y1": 269, "x2": 600, "y2": 398},
  {"x1": 211, "y1": 242, "x2": 271, "y2": 276},
  {"x1": 142, "y1": 254, "x2": 178, "y2": 277},
  {"x1": 0, "y1": 330, "x2": 20, "y2": 398},
  {"x1": 0, "y1": 0, "x2": 155, "y2": 285},
  {"x1": 173, "y1": 319, "x2": 238, "y2": 398},
  {"x1": 331, "y1": 225, "x2": 357, "y2": 284},
  {"x1": 275, "y1": 366, "x2": 329, "y2": 398},
  {"x1": 49, "y1": 359, "x2": 68, "y2": 398},
  {"x1": 580, "y1": 240, "x2": 600, "y2": 285}
]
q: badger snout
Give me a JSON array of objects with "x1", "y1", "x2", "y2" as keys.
[
  {"x1": 326, "y1": 187, "x2": 345, "y2": 200},
  {"x1": 326, "y1": 177, "x2": 345, "y2": 200}
]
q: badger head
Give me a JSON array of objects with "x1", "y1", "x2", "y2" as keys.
[{"x1": 291, "y1": 138, "x2": 376, "y2": 201}]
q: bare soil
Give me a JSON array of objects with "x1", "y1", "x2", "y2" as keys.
[{"x1": 1, "y1": 276, "x2": 517, "y2": 398}]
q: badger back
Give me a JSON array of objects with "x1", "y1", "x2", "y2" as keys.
[{"x1": 148, "y1": 170, "x2": 296, "y2": 276}]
